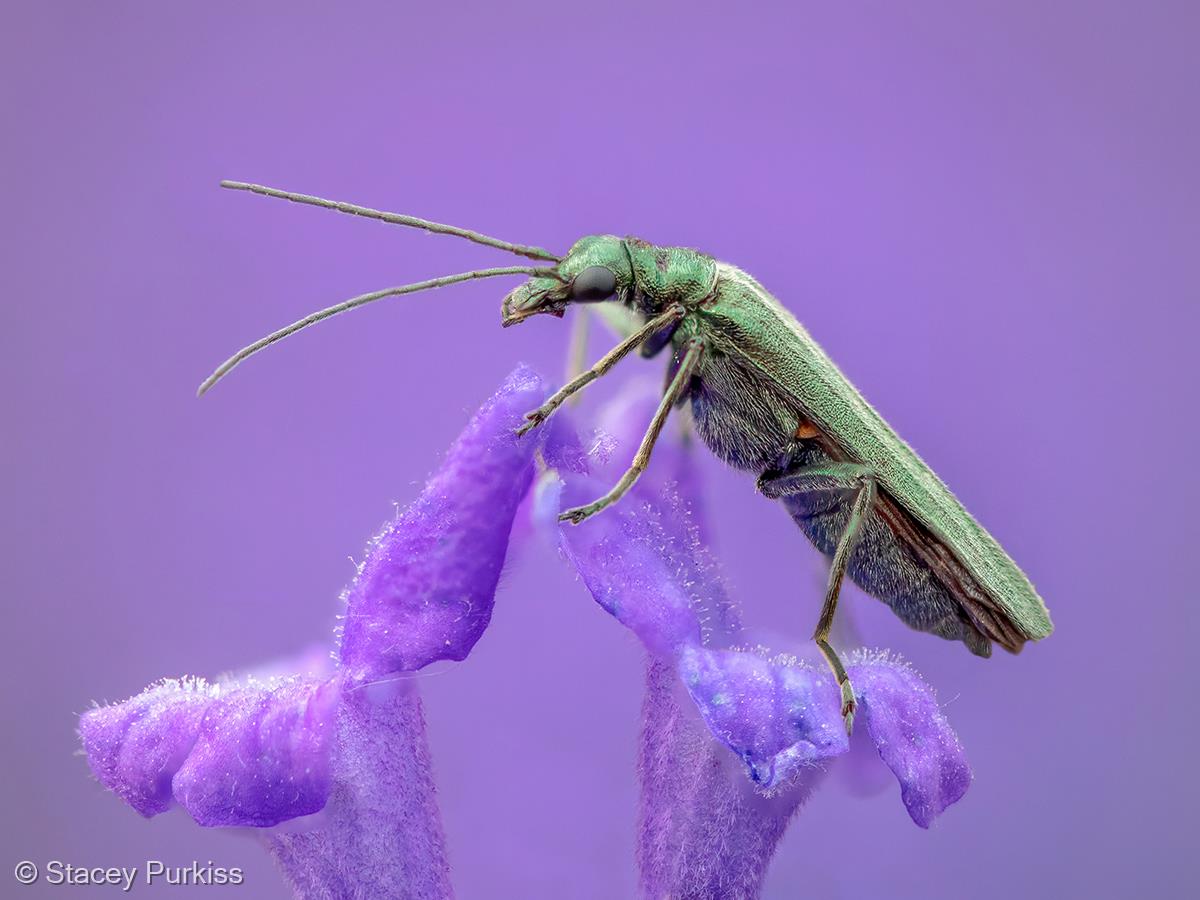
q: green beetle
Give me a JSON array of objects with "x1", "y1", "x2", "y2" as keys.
[{"x1": 204, "y1": 182, "x2": 1053, "y2": 732}]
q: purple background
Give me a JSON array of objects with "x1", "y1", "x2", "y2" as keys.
[{"x1": 4, "y1": 2, "x2": 1195, "y2": 897}]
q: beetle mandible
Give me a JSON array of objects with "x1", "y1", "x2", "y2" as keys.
[{"x1": 202, "y1": 181, "x2": 1054, "y2": 733}]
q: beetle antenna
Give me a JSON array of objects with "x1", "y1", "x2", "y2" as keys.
[
  {"x1": 197, "y1": 265, "x2": 560, "y2": 396},
  {"x1": 220, "y1": 181, "x2": 561, "y2": 262}
]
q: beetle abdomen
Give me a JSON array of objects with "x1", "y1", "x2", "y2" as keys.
[
  {"x1": 688, "y1": 350, "x2": 796, "y2": 472},
  {"x1": 781, "y1": 444, "x2": 992, "y2": 657}
]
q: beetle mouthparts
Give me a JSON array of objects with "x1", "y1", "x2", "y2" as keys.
[
  {"x1": 501, "y1": 305, "x2": 565, "y2": 328},
  {"x1": 501, "y1": 285, "x2": 563, "y2": 327}
]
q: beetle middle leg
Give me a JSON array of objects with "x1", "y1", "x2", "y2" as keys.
[
  {"x1": 559, "y1": 339, "x2": 705, "y2": 525},
  {"x1": 758, "y1": 461, "x2": 877, "y2": 735}
]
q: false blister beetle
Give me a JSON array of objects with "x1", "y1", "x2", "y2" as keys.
[{"x1": 203, "y1": 181, "x2": 1054, "y2": 732}]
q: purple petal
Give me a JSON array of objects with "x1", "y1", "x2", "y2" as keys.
[
  {"x1": 339, "y1": 366, "x2": 545, "y2": 679},
  {"x1": 512, "y1": 410, "x2": 590, "y2": 549},
  {"x1": 587, "y1": 381, "x2": 738, "y2": 638},
  {"x1": 595, "y1": 377, "x2": 710, "y2": 539},
  {"x1": 530, "y1": 469, "x2": 565, "y2": 534},
  {"x1": 81, "y1": 674, "x2": 340, "y2": 827},
  {"x1": 80, "y1": 678, "x2": 217, "y2": 817},
  {"x1": 677, "y1": 645, "x2": 848, "y2": 789},
  {"x1": 595, "y1": 377, "x2": 660, "y2": 461},
  {"x1": 559, "y1": 480, "x2": 703, "y2": 654},
  {"x1": 555, "y1": 386, "x2": 738, "y2": 650},
  {"x1": 542, "y1": 407, "x2": 590, "y2": 475},
  {"x1": 173, "y1": 676, "x2": 341, "y2": 827},
  {"x1": 637, "y1": 657, "x2": 826, "y2": 899},
  {"x1": 849, "y1": 653, "x2": 971, "y2": 827}
]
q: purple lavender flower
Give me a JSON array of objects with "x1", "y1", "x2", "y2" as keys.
[
  {"x1": 79, "y1": 364, "x2": 972, "y2": 900},
  {"x1": 79, "y1": 366, "x2": 545, "y2": 898},
  {"x1": 552, "y1": 393, "x2": 971, "y2": 897}
]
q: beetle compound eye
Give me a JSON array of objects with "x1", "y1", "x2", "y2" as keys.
[{"x1": 571, "y1": 266, "x2": 617, "y2": 302}]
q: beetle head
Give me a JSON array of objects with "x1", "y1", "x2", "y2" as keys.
[{"x1": 501, "y1": 235, "x2": 631, "y2": 327}]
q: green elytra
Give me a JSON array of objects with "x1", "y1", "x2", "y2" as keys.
[{"x1": 204, "y1": 183, "x2": 1053, "y2": 733}]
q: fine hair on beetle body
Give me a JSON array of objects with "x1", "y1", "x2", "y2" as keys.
[{"x1": 205, "y1": 181, "x2": 1054, "y2": 734}]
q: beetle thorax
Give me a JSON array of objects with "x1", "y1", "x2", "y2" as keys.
[{"x1": 623, "y1": 238, "x2": 718, "y2": 313}]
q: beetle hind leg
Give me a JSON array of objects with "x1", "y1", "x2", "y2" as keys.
[
  {"x1": 758, "y1": 462, "x2": 877, "y2": 735},
  {"x1": 816, "y1": 637, "x2": 857, "y2": 735}
]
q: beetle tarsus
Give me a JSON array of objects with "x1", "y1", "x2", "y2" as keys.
[
  {"x1": 515, "y1": 408, "x2": 549, "y2": 437},
  {"x1": 840, "y1": 690, "x2": 857, "y2": 736},
  {"x1": 558, "y1": 503, "x2": 599, "y2": 525}
]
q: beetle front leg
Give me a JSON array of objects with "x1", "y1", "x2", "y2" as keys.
[
  {"x1": 758, "y1": 462, "x2": 877, "y2": 735},
  {"x1": 559, "y1": 339, "x2": 705, "y2": 525},
  {"x1": 516, "y1": 305, "x2": 686, "y2": 437}
]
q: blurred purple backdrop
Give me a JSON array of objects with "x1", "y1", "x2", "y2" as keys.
[{"x1": 3, "y1": 2, "x2": 1195, "y2": 897}]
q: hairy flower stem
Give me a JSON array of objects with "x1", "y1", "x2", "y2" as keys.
[
  {"x1": 637, "y1": 657, "x2": 824, "y2": 900},
  {"x1": 266, "y1": 684, "x2": 453, "y2": 900}
]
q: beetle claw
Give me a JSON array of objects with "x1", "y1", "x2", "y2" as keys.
[
  {"x1": 840, "y1": 692, "x2": 857, "y2": 736},
  {"x1": 558, "y1": 504, "x2": 596, "y2": 525},
  {"x1": 515, "y1": 408, "x2": 547, "y2": 437}
]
